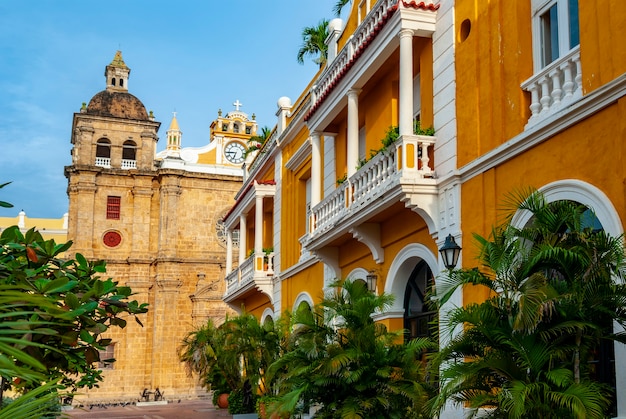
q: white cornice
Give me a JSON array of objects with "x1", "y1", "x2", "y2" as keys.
[{"x1": 285, "y1": 138, "x2": 312, "y2": 171}]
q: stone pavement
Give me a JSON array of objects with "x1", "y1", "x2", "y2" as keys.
[{"x1": 64, "y1": 399, "x2": 233, "y2": 419}]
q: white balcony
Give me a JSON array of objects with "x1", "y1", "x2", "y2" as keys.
[
  {"x1": 95, "y1": 157, "x2": 111, "y2": 168},
  {"x1": 305, "y1": 134, "x2": 438, "y2": 251},
  {"x1": 224, "y1": 252, "x2": 275, "y2": 304},
  {"x1": 521, "y1": 46, "x2": 582, "y2": 128},
  {"x1": 121, "y1": 159, "x2": 137, "y2": 169}
]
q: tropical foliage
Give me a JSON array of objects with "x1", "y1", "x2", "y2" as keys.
[
  {"x1": 333, "y1": 0, "x2": 352, "y2": 16},
  {"x1": 431, "y1": 189, "x2": 626, "y2": 418},
  {"x1": 244, "y1": 126, "x2": 273, "y2": 158},
  {"x1": 0, "y1": 183, "x2": 148, "y2": 417},
  {"x1": 269, "y1": 279, "x2": 436, "y2": 419},
  {"x1": 178, "y1": 312, "x2": 288, "y2": 414},
  {"x1": 297, "y1": 19, "x2": 329, "y2": 66}
]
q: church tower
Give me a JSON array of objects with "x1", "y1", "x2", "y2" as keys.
[{"x1": 65, "y1": 51, "x2": 244, "y2": 404}]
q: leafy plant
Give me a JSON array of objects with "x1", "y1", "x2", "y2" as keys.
[
  {"x1": 0, "y1": 182, "x2": 12, "y2": 208},
  {"x1": 0, "y1": 187, "x2": 148, "y2": 414},
  {"x1": 179, "y1": 312, "x2": 288, "y2": 414},
  {"x1": 297, "y1": 20, "x2": 329, "y2": 66},
  {"x1": 336, "y1": 173, "x2": 347, "y2": 185},
  {"x1": 431, "y1": 189, "x2": 625, "y2": 418},
  {"x1": 270, "y1": 279, "x2": 436, "y2": 418}
]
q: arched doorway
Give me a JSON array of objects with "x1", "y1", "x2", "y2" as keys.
[{"x1": 403, "y1": 260, "x2": 436, "y2": 342}]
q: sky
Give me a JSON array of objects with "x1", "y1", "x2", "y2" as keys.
[{"x1": 0, "y1": 0, "x2": 344, "y2": 218}]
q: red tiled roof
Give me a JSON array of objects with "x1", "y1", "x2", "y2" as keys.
[
  {"x1": 401, "y1": 1, "x2": 440, "y2": 11},
  {"x1": 305, "y1": 2, "x2": 439, "y2": 122}
]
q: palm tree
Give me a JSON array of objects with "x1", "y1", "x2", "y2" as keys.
[
  {"x1": 333, "y1": 0, "x2": 352, "y2": 16},
  {"x1": 297, "y1": 20, "x2": 329, "y2": 67},
  {"x1": 244, "y1": 126, "x2": 272, "y2": 158},
  {"x1": 270, "y1": 279, "x2": 436, "y2": 418},
  {"x1": 431, "y1": 189, "x2": 626, "y2": 418}
]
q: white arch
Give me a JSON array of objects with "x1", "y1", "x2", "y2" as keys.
[
  {"x1": 346, "y1": 267, "x2": 368, "y2": 281},
  {"x1": 510, "y1": 179, "x2": 623, "y2": 237},
  {"x1": 383, "y1": 243, "x2": 440, "y2": 316},
  {"x1": 293, "y1": 291, "x2": 315, "y2": 312},
  {"x1": 260, "y1": 307, "x2": 275, "y2": 324}
]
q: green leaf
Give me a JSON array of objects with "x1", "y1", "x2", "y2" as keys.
[{"x1": 79, "y1": 329, "x2": 95, "y2": 344}]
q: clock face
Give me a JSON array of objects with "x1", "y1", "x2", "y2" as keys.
[{"x1": 224, "y1": 142, "x2": 246, "y2": 164}]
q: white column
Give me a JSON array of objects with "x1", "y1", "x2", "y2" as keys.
[
  {"x1": 399, "y1": 29, "x2": 414, "y2": 137},
  {"x1": 239, "y1": 214, "x2": 247, "y2": 264},
  {"x1": 311, "y1": 132, "x2": 322, "y2": 206},
  {"x1": 255, "y1": 195, "x2": 263, "y2": 253},
  {"x1": 323, "y1": 134, "x2": 337, "y2": 196},
  {"x1": 226, "y1": 230, "x2": 233, "y2": 273},
  {"x1": 347, "y1": 89, "x2": 361, "y2": 177}
]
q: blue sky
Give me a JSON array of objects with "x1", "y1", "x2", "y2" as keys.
[{"x1": 0, "y1": 1, "x2": 342, "y2": 218}]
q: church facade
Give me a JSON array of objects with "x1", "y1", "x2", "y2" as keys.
[{"x1": 64, "y1": 51, "x2": 254, "y2": 403}]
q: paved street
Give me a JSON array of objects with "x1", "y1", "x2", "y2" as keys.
[{"x1": 64, "y1": 399, "x2": 233, "y2": 419}]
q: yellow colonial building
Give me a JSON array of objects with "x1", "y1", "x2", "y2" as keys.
[
  {"x1": 221, "y1": 0, "x2": 626, "y2": 417},
  {"x1": 64, "y1": 51, "x2": 257, "y2": 403},
  {"x1": 0, "y1": 211, "x2": 68, "y2": 243}
]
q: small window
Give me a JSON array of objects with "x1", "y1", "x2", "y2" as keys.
[
  {"x1": 119, "y1": 78, "x2": 124, "y2": 87},
  {"x1": 122, "y1": 140, "x2": 136, "y2": 160},
  {"x1": 245, "y1": 125, "x2": 251, "y2": 135},
  {"x1": 233, "y1": 123, "x2": 240, "y2": 133},
  {"x1": 533, "y1": 0, "x2": 580, "y2": 69},
  {"x1": 222, "y1": 123, "x2": 228, "y2": 132},
  {"x1": 107, "y1": 196, "x2": 121, "y2": 220},
  {"x1": 111, "y1": 78, "x2": 116, "y2": 87},
  {"x1": 98, "y1": 343, "x2": 116, "y2": 369},
  {"x1": 96, "y1": 139, "x2": 111, "y2": 158}
]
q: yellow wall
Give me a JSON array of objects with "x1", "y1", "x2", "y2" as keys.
[
  {"x1": 579, "y1": 0, "x2": 626, "y2": 93},
  {"x1": 282, "y1": 263, "x2": 325, "y2": 310},
  {"x1": 455, "y1": 0, "x2": 533, "y2": 167},
  {"x1": 461, "y1": 98, "x2": 626, "y2": 304}
]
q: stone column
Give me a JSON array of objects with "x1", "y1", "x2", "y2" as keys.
[{"x1": 151, "y1": 277, "x2": 182, "y2": 393}]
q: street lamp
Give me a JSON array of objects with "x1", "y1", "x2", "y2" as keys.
[
  {"x1": 439, "y1": 234, "x2": 461, "y2": 270},
  {"x1": 365, "y1": 271, "x2": 378, "y2": 292}
]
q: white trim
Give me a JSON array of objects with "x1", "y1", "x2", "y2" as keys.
[
  {"x1": 293, "y1": 292, "x2": 315, "y2": 311},
  {"x1": 510, "y1": 179, "x2": 624, "y2": 238},
  {"x1": 261, "y1": 308, "x2": 275, "y2": 324},
  {"x1": 458, "y1": 73, "x2": 626, "y2": 185},
  {"x1": 384, "y1": 243, "x2": 439, "y2": 314}
]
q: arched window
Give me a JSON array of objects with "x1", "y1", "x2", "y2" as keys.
[
  {"x1": 404, "y1": 260, "x2": 436, "y2": 342},
  {"x1": 122, "y1": 140, "x2": 137, "y2": 169},
  {"x1": 95, "y1": 139, "x2": 111, "y2": 167},
  {"x1": 119, "y1": 78, "x2": 124, "y2": 87},
  {"x1": 111, "y1": 78, "x2": 116, "y2": 86},
  {"x1": 233, "y1": 123, "x2": 240, "y2": 133}
]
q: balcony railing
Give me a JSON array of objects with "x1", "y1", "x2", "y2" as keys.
[
  {"x1": 224, "y1": 252, "x2": 275, "y2": 298},
  {"x1": 521, "y1": 46, "x2": 582, "y2": 127},
  {"x1": 310, "y1": 134, "x2": 436, "y2": 238},
  {"x1": 121, "y1": 159, "x2": 137, "y2": 169},
  {"x1": 95, "y1": 157, "x2": 111, "y2": 168},
  {"x1": 310, "y1": 0, "x2": 398, "y2": 115}
]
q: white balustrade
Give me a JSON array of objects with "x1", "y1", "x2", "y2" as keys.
[
  {"x1": 309, "y1": 134, "x2": 436, "y2": 238},
  {"x1": 95, "y1": 157, "x2": 111, "y2": 168},
  {"x1": 521, "y1": 47, "x2": 582, "y2": 127},
  {"x1": 310, "y1": 0, "x2": 398, "y2": 109},
  {"x1": 121, "y1": 159, "x2": 137, "y2": 169}
]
